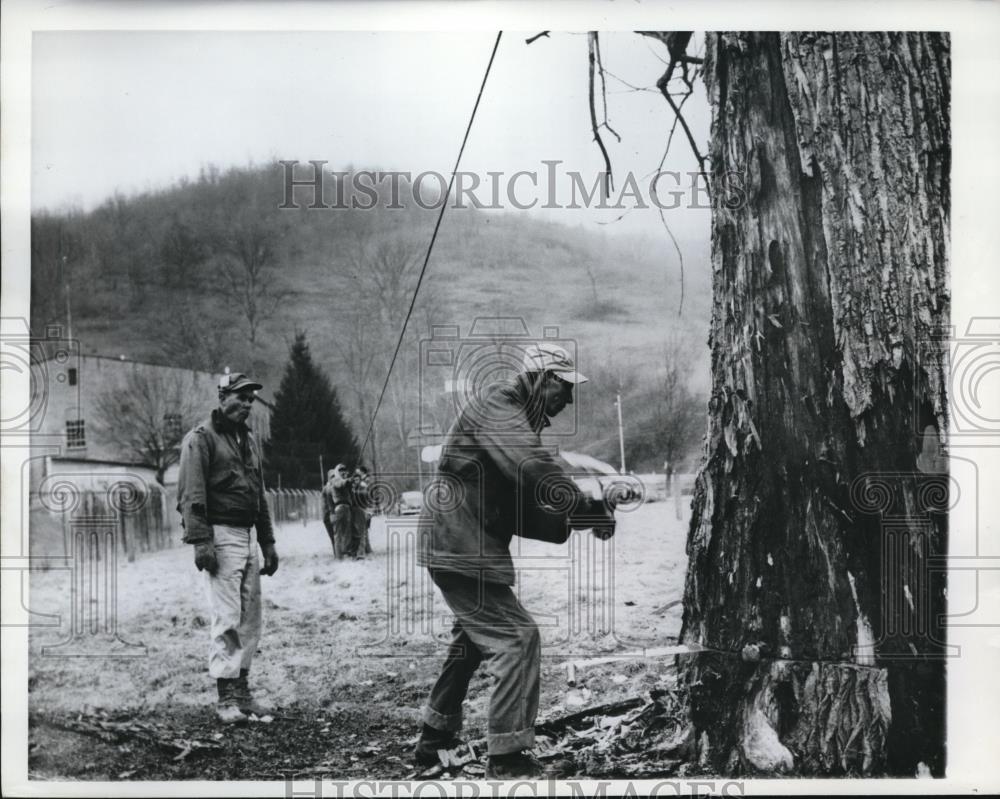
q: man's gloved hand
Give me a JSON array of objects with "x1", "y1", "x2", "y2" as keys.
[
  {"x1": 591, "y1": 521, "x2": 616, "y2": 540},
  {"x1": 589, "y1": 495, "x2": 617, "y2": 540},
  {"x1": 260, "y1": 543, "x2": 279, "y2": 576},
  {"x1": 566, "y1": 493, "x2": 615, "y2": 534},
  {"x1": 194, "y1": 542, "x2": 218, "y2": 575}
]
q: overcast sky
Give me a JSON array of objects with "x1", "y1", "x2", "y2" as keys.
[
  {"x1": 31, "y1": 30, "x2": 712, "y2": 240},
  {"x1": 6, "y1": 7, "x2": 1000, "y2": 792}
]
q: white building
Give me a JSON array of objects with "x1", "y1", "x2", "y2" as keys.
[{"x1": 27, "y1": 332, "x2": 271, "y2": 557}]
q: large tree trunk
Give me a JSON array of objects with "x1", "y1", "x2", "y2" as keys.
[{"x1": 680, "y1": 32, "x2": 949, "y2": 777}]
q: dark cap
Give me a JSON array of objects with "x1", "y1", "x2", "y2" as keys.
[{"x1": 219, "y1": 372, "x2": 263, "y2": 393}]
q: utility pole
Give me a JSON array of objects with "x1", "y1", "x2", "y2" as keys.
[
  {"x1": 319, "y1": 454, "x2": 325, "y2": 488},
  {"x1": 417, "y1": 445, "x2": 424, "y2": 493},
  {"x1": 615, "y1": 393, "x2": 626, "y2": 474},
  {"x1": 63, "y1": 255, "x2": 73, "y2": 340}
]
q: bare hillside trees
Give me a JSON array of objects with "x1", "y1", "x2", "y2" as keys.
[{"x1": 93, "y1": 368, "x2": 203, "y2": 484}]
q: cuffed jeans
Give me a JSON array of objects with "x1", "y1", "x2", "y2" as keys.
[
  {"x1": 421, "y1": 570, "x2": 540, "y2": 755},
  {"x1": 205, "y1": 524, "x2": 262, "y2": 679}
]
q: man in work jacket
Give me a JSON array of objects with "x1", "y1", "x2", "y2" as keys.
[
  {"x1": 414, "y1": 343, "x2": 616, "y2": 779},
  {"x1": 350, "y1": 465, "x2": 374, "y2": 558},
  {"x1": 177, "y1": 371, "x2": 279, "y2": 724},
  {"x1": 321, "y1": 468, "x2": 339, "y2": 555},
  {"x1": 329, "y1": 463, "x2": 353, "y2": 559}
]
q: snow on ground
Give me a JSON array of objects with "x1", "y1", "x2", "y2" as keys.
[{"x1": 27, "y1": 499, "x2": 690, "y2": 778}]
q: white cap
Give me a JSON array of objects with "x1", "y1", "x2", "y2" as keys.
[{"x1": 521, "y1": 343, "x2": 588, "y2": 383}]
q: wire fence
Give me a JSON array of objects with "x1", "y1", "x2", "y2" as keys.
[
  {"x1": 265, "y1": 489, "x2": 322, "y2": 526},
  {"x1": 30, "y1": 472, "x2": 685, "y2": 566},
  {"x1": 30, "y1": 481, "x2": 325, "y2": 566},
  {"x1": 30, "y1": 481, "x2": 172, "y2": 564}
]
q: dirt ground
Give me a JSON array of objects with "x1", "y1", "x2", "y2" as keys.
[{"x1": 27, "y1": 499, "x2": 690, "y2": 781}]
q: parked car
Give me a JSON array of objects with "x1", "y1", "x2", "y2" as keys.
[
  {"x1": 558, "y1": 450, "x2": 644, "y2": 507},
  {"x1": 397, "y1": 490, "x2": 424, "y2": 516}
]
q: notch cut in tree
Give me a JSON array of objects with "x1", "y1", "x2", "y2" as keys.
[{"x1": 678, "y1": 32, "x2": 949, "y2": 776}]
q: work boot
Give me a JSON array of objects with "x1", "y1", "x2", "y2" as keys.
[
  {"x1": 234, "y1": 669, "x2": 272, "y2": 717},
  {"x1": 486, "y1": 751, "x2": 544, "y2": 780},
  {"x1": 413, "y1": 723, "x2": 465, "y2": 767},
  {"x1": 216, "y1": 678, "x2": 248, "y2": 725}
]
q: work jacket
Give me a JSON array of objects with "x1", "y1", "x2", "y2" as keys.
[
  {"x1": 177, "y1": 408, "x2": 275, "y2": 546},
  {"x1": 322, "y1": 481, "x2": 337, "y2": 519},
  {"x1": 418, "y1": 373, "x2": 608, "y2": 585},
  {"x1": 331, "y1": 475, "x2": 352, "y2": 505},
  {"x1": 351, "y1": 476, "x2": 372, "y2": 513}
]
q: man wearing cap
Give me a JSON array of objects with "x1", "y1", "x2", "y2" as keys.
[
  {"x1": 177, "y1": 372, "x2": 279, "y2": 724},
  {"x1": 414, "y1": 343, "x2": 616, "y2": 778}
]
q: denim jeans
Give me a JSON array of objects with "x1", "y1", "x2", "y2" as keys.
[
  {"x1": 205, "y1": 524, "x2": 262, "y2": 679},
  {"x1": 421, "y1": 570, "x2": 540, "y2": 755}
]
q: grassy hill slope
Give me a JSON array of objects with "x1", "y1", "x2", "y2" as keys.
[{"x1": 31, "y1": 162, "x2": 712, "y2": 475}]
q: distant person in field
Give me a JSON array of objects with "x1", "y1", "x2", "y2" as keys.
[
  {"x1": 329, "y1": 463, "x2": 353, "y2": 559},
  {"x1": 176, "y1": 372, "x2": 279, "y2": 724},
  {"x1": 413, "y1": 343, "x2": 616, "y2": 779},
  {"x1": 350, "y1": 465, "x2": 374, "y2": 558},
  {"x1": 321, "y1": 468, "x2": 339, "y2": 555}
]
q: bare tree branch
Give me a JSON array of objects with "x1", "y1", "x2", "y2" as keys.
[
  {"x1": 638, "y1": 32, "x2": 710, "y2": 185},
  {"x1": 593, "y1": 34, "x2": 621, "y2": 144},
  {"x1": 653, "y1": 87, "x2": 695, "y2": 318},
  {"x1": 215, "y1": 215, "x2": 288, "y2": 350},
  {"x1": 525, "y1": 31, "x2": 550, "y2": 45},
  {"x1": 92, "y1": 369, "x2": 203, "y2": 484},
  {"x1": 588, "y1": 32, "x2": 615, "y2": 195},
  {"x1": 601, "y1": 68, "x2": 659, "y2": 94},
  {"x1": 656, "y1": 69, "x2": 709, "y2": 184},
  {"x1": 657, "y1": 205, "x2": 686, "y2": 317}
]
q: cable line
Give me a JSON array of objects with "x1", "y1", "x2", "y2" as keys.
[{"x1": 360, "y1": 31, "x2": 503, "y2": 459}]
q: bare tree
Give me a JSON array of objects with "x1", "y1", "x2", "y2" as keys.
[
  {"x1": 567, "y1": 28, "x2": 949, "y2": 776},
  {"x1": 345, "y1": 233, "x2": 442, "y2": 478},
  {"x1": 651, "y1": 336, "x2": 703, "y2": 474},
  {"x1": 335, "y1": 296, "x2": 389, "y2": 474},
  {"x1": 159, "y1": 216, "x2": 207, "y2": 288},
  {"x1": 347, "y1": 236, "x2": 421, "y2": 323},
  {"x1": 92, "y1": 193, "x2": 154, "y2": 303},
  {"x1": 93, "y1": 368, "x2": 205, "y2": 484},
  {"x1": 216, "y1": 216, "x2": 287, "y2": 350},
  {"x1": 669, "y1": 32, "x2": 949, "y2": 776},
  {"x1": 615, "y1": 336, "x2": 705, "y2": 475},
  {"x1": 30, "y1": 212, "x2": 83, "y2": 333},
  {"x1": 158, "y1": 307, "x2": 235, "y2": 373}
]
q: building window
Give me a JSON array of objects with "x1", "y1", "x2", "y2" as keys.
[
  {"x1": 66, "y1": 419, "x2": 86, "y2": 449},
  {"x1": 163, "y1": 413, "x2": 183, "y2": 440},
  {"x1": 68, "y1": 368, "x2": 78, "y2": 386}
]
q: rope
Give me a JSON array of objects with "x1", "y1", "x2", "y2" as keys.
[
  {"x1": 574, "y1": 642, "x2": 889, "y2": 671},
  {"x1": 359, "y1": 32, "x2": 503, "y2": 459}
]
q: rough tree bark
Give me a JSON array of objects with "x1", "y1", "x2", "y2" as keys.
[{"x1": 679, "y1": 32, "x2": 949, "y2": 777}]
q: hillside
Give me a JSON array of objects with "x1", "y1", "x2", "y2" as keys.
[{"x1": 31, "y1": 162, "x2": 712, "y2": 476}]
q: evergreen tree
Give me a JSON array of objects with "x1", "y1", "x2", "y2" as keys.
[{"x1": 264, "y1": 332, "x2": 359, "y2": 489}]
